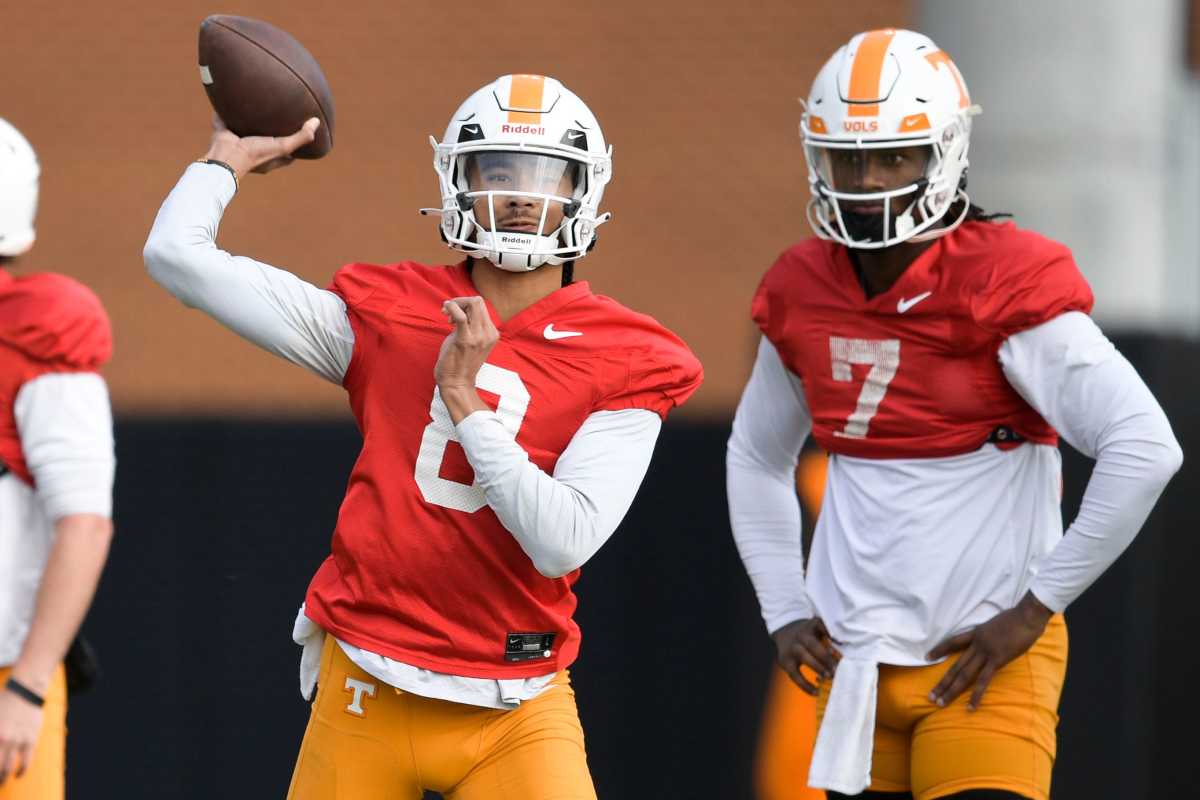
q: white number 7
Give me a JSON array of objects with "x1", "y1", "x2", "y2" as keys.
[{"x1": 829, "y1": 337, "x2": 900, "y2": 439}]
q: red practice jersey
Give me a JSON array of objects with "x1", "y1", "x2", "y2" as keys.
[
  {"x1": 753, "y1": 221, "x2": 1093, "y2": 459},
  {"x1": 0, "y1": 270, "x2": 112, "y2": 484},
  {"x1": 305, "y1": 262, "x2": 702, "y2": 678}
]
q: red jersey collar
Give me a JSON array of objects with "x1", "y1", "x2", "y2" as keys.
[
  {"x1": 449, "y1": 261, "x2": 593, "y2": 337},
  {"x1": 832, "y1": 236, "x2": 946, "y2": 307}
]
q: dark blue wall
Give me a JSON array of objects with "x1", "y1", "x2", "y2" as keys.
[{"x1": 66, "y1": 334, "x2": 1199, "y2": 798}]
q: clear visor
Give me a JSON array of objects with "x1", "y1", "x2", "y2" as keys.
[
  {"x1": 464, "y1": 151, "x2": 577, "y2": 197},
  {"x1": 806, "y1": 144, "x2": 932, "y2": 195},
  {"x1": 461, "y1": 152, "x2": 579, "y2": 237}
]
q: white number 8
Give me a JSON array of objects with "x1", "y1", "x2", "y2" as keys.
[{"x1": 413, "y1": 363, "x2": 530, "y2": 512}]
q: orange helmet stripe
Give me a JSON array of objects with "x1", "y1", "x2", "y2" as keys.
[
  {"x1": 507, "y1": 74, "x2": 547, "y2": 124},
  {"x1": 847, "y1": 29, "x2": 897, "y2": 117},
  {"x1": 924, "y1": 51, "x2": 970, "y2": 108}
]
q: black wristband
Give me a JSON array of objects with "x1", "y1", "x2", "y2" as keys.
[
  {"x1": 4, "y1": 677, "x2": 45, "y2": 707},
  {"x1": 196, "y1": 158, "x2": 240, "y2": 190}
]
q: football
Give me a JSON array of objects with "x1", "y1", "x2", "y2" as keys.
[{"x1": 197, "y1": 15, "x2": 335, "y2": 159}]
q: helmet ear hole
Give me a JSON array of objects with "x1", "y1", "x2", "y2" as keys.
[{"x1": 563, "y1": 200, "x2": 581, "y2": 219}]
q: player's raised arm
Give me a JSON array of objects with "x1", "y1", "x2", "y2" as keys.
[
  {"x1": 143, "y1": 117, "x2": 352, "y2": 385},
  {"x1": 146, "y1": 18, "x2": 348, "y2": 383}
]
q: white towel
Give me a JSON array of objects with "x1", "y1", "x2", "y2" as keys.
[
  {"x1": 292, "y1": 605, "x2": 325, "y2": 701},
  {"x1": 807, "y1": 658, "x2": 878, "y2": 794}
]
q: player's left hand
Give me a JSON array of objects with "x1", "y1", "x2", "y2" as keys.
[
  {"x1": 0, "y1": 687, "x2": 44, "y2": 784},
  {"x1": 435, "y1": 296, "x2": 498, "y2": 421},
  {"x1": 926, "y1": 590, "x2": 1053, "y2": 711}
]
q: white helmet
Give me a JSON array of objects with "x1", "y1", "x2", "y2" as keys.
[
  {"x1": 0, "y1": 117, "x2": 39, "y2": 257},
  {"x1": 425, "y1": 74, "x2": 613, "y2": 271},
  {"x1": 801, "y1": 29, "x2": 980, "y2": 249}
]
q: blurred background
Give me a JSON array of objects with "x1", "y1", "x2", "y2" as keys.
[{"x1": 4, "y1": 0, "x2": 1199, "y2": 796}]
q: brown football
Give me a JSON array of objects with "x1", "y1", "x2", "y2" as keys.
[{"x1": 197, "y1": 15, "x2": 335, "y2": 159}]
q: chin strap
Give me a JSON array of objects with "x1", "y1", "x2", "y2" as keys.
[{"x1": 908, "y1": 190, "x2": 972, "y2": 243}]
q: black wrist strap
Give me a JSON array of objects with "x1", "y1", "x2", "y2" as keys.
[
  {"x1": 196, "y1": 158, "x2": 240, "y2": 190},
  {"x1": 4, "y1": 677, "x2": 45, "y2": 707}
]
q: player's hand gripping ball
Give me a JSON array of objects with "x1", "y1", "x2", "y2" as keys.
[{"x1": 197, "y1": 15, "x2": 335, "y2": 159}]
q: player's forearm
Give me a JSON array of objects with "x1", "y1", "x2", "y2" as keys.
[
  {"x1": 144, "y1": 162, "x2": 238, "y2": 306},
  {"x1": 457, "y1": 408, "x2": 660, "y2": 578},
  {"x1": 727, "y1": 445, "x2": 815, "y2": 632},
  {"x1": 726, "y1": 337, "x2": 816, "y2": 631},
  {"x1": 439, "y1": 385, "x2": 491, "y2": 425},
  {"x1": 1030, "y1": 431, "x2": 1181, "y2": 612},
  {"x1": 10, "y1": 514, "x2": 112, "y2": 695},
  {"x1": 143, "y1": 163, "x2": 353, "y2": 384},
  {"x1": 1000, "y1": 312, "x2": 1183, "y2": 612}
]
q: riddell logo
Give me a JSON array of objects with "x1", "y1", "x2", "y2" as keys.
[
  {"x1": 501, "y1": 124, "x2": 545, "y2": 135},
  {"x1": 500, "y1": 234, "x2": 530, "y2": 244},
  {"x1": 843, "y1": 120, "x2": 879, "y2": 133}
]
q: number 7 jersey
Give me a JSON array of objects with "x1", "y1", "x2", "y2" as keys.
[
  {"x1": 304, "y1": 261, "x2": 702, "y2": 679},
  {"x1": 753, "y1": 221, "x2": 1094, "y2": 459}
]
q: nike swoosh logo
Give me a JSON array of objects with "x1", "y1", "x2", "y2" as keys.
[
  {"x1": 543, "y1": 324, "x2": 583, "y2": 340},
  {"x1": 566, "y1": 131, "x2": 584, "y2": 140},
  {"x1": 896, "y1": 291, "x2": 933, "y2": 313},
  {"x1": 462, "y1": 125, "x2": 480, "y2": 134}
]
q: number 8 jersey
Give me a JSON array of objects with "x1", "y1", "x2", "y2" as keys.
[
  {"x1": 303, "y1": 261, "x2": 702, "y2": 679},
  {"x1": 753, "y1": 221, "x2": 1093, "y2": 460}
]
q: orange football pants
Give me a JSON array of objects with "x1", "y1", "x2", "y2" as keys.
[
  {"x1": 817, "y1": 615, "x2": 1067, "y2": 800},
  {"x1": 0, "y1": 665, "x2": 66, "y2": 800},
  {"x1": 287, "y1": 636, "x2": 597, "y2": 800},
  {"x1": 757, "y1": 666, "x2": 826, "y2": 800}
]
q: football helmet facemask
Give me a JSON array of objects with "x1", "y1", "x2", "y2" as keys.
[
  {"x1": 802, "y1": 29, "x2": 981, "y2": 249},
  {"x1": 425, "y1": 74, "x2": 612, "y2": 271}
]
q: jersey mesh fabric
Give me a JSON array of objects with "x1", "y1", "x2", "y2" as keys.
[
  {"x1": 0, "y1": 271, "x2": 111, "y2": 483},
  {"x1": 752, "y1": 221, "x2": 1093, "y2": 459},
  {"x1": 304, "y1": 261, "x2": 701, "y2": 679}
]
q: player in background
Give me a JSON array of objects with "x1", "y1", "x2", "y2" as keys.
[
  {"x1": 144, "y1": 74, "x2": 701, "y2": 799},
  {"x1": 727, "y1": 29, "x2": 1181, "y2": 800},
  {"x1": 0, "y1": 118, "x2": 116, "y2": 798}
]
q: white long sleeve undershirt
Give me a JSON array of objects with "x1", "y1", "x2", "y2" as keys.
[
  {"x1": 16, "y1": 373, "x2": 115, "y2": 521},
  {"x1": 726, "y1": 338, "x2": 815, "y2": 633},
  {"x1": 0, "y1": 372, "x2": 115, "y2": 665},
  {"x1": 727, "y1": 312, "x2": 1182, "y2": 641},
  {"x1": 730, "y1": 316, "x2": 1181, "y2": 795},
  {"x1": 1000, "y1": 312, "x2": 1183, "y2": 611},
  {"x1": 145, "y1": 163, "x2": 662, "y2": 708}
]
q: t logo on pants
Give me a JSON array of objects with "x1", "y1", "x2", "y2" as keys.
[{"x1": 344, "y1": 677, "x2": 377, "y2": 716}]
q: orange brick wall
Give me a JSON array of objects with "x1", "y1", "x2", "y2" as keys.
[{"x1": 3, "y1": 1, "x2": 909, "y2": 416}]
